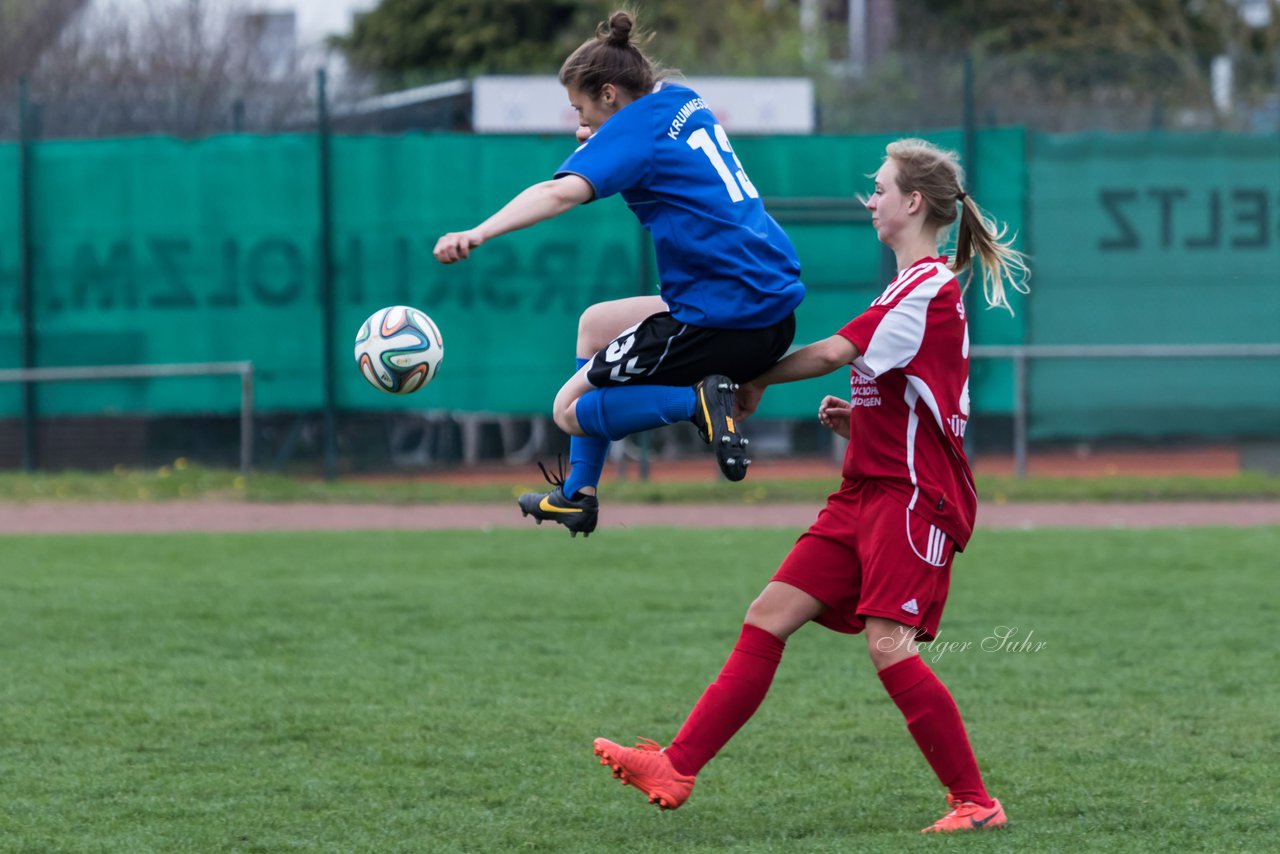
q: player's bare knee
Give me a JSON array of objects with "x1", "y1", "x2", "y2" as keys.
[
  {"x1": 577, "y1": 304, "x2": 608, "y2": 353},
  {"x1": 551, "y1": 406, "x2": 574, "y2": 435},
  {"x1": 744, "y1": 593, "x2": 799, "y2": 639},
  {"x1": 866, "y1": 623, "x2": 919, "y2": 670},
  {"x1": 743, "y1": 593, "x2": 771, "y2": 627},
  {"x1": 745, "y1": 582, "x2": 825, "y2": 639},
  {"x1": 552, "y1": 394, "x2": 584, "y2": 436}
]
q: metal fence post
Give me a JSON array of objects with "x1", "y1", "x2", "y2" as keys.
[
  {"x1": 636, "y1": 222, "x2": 655, "y2": 480},
  {"x1": 317, "y1": 68, "x2": 338, "y2": 480},
  {"x1": 18, "y1": 78, "x2": 37, "y2": 472},
  {"x1": 240, "y1": 363, "x2": 255, "y2": 476},
  {"x1": 962, "y1": 52, "x2": 977, "y2": 194},
  {"x1": 1013, "y1": 348, "x2": 1028, "y2": 479}
]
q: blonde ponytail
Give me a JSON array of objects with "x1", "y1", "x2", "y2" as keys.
[{"x1": 953, "y1": 195, "x2": 1030, "y2": 314}]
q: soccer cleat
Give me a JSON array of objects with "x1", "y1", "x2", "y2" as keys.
[
  {"x1": 692, "y1": 374, "x2": 750, "y2": 482},
  {"x1": 517, "y1": 456, "x2": 598, "y2": 537},
  {"x1": 593, "y1": 737, "x2": 695, "y2": 810},
  {"x1": 920, "y1": 793, "x2": 1008, "y2": 833},
  {"x1": 518, "y1": 485, "x2": 598, "y2": 538}
]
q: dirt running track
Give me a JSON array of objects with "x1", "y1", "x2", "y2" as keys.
[
  {"x1": 4, "y1": 447, "x2": 1273, "y2": 534},
  {"x1": 0, "y1": 500, "x2": 1277, "y2": 534}
]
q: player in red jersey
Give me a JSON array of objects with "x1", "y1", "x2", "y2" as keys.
[{"x1": 592, "y1": 138, "x2": 1029, "y2": 833}]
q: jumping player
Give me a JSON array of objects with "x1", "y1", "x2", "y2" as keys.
[
  {"x1": 591, "y1": 138, "x2": 1029, "y2": 833},
  {"x1": 433, "y1": 10, "x2": 804, "y2": 537}
]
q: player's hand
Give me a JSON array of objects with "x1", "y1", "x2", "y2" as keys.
[
  {"x1": 433, "y1": 230, "x2": 485, "y2": 264},
  {"x1": 734, "y1": 381, "x2": 764, "y2": 421},
  {"x1": 818, "y1": 395, "x2": 851, "y2": 439}
]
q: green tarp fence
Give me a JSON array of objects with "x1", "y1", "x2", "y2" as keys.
[
  {"x1": 1027, "y1": 132, "x2": 1280, "y2": 439},
  {"x1": 2, "y1": 127, "x2": 1276, "y2": 439}
]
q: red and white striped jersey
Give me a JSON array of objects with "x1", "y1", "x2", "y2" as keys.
[{"x1": 835, "y1": 256, "x2": 977, "y2": 549}]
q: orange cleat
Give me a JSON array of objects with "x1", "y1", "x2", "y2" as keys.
[
  {"x1": 592, "y1": 737, "x2": 696, "y2": 810},
  {"x1": 921, "y1": 793, "x2": 1008, "y2": 833}
]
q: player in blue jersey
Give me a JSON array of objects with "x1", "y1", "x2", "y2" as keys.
[{"x1": 434, "y1": 10, "x2": 805, "y2": 537}]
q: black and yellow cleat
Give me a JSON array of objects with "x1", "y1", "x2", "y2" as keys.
[
  {"x1": 692, "y1": 374, "x2": 750, "y2": 482},
  {"x1": 517, "y1": 457, "x2": 598, "y2": 537},
  {"x1": 518, "y1": 485, "x2": 599, "y2": 538}
]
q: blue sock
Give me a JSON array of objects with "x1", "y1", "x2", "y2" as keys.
[
  {"x1": 574, "y1": 385, "x2": 697, "y2": 442},
  {"x1": 564, "y1": 357, "x2": 609, "y2": 498}
]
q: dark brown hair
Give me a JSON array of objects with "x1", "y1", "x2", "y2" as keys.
[{"x1": 558, "y1": 10, "x2": 662, "y2": 100}]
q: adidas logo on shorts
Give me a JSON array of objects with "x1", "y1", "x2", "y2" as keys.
[{"x1": 901, "y1": 599, "x2": 920, "y2": 615}]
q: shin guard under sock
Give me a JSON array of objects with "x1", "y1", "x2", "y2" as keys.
[
  {"x1": 563, "y1": 357, "x2": 608, "y2": 498},
  {"x1": 664, "y1": 624, "x2": 785, "y2": 776},
  {"x1": 877, "y1": 656, "x2": 993, "y2": 808}
]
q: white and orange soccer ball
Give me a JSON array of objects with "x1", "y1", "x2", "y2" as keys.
[{"x1": 353, "y1": 305, "x2": 444, "y2": 394}]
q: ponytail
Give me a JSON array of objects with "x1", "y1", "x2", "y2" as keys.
[{"x1": 953, "y1": 194, "x2": 1030, "y2": 314}]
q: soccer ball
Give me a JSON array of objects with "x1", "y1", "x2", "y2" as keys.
[{"x1": 354, "y1": 305, "x2": 444, "y2": 394}]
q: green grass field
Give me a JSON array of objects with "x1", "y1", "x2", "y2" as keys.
[{"x1": 2, "y1": 526, "x2": 1276, "y2": 852}]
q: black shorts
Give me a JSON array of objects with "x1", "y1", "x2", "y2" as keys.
[{"x1": 584, "y1": 313, "x2": 796, "y2": 388}]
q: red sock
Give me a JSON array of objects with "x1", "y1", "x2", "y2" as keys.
[
  {"x1": 877, "y1": 655, "x2": 994, "y2": 808},
  {"x1": 664, "y1": 623, "x2": 785, "y2": 777}
]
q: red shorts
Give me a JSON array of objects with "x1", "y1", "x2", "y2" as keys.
[{"x1": 772, "y1": 479, "x2": 955, "y2": 641}]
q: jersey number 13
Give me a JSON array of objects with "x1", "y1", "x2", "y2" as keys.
[{"x1": 687, "y1": 124, "x2": 759, "y2": 203}]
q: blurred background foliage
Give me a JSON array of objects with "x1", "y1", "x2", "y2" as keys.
[{"x1": 2, "y1": 0, "x2": 1278, "y2": 137}]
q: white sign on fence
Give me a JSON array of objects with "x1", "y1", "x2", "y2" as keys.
[{"x1": 471, "y1": 75, "x2": 814, "y2": 135}]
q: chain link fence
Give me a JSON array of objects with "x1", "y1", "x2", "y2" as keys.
[
  {"x1": 3, "y1": 48, "x2": 1279, "y2": 140},
  {"x1": 820, "y1": 49, "x2": 1280, "y2": 134}
]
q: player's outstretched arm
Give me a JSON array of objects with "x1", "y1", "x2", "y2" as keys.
[
  {"x1": 433, "y1": 175, "x2": 594, "y2": 264},
  {"x1": 761, "y1": 335, "x2": 859, "y2": 386},
  {"x1": 735, "y1": 335, "x2": 859, "y2": 419}
]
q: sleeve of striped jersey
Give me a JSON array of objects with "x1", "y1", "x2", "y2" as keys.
[{"x1": 837, "y1": 278, "x2": 940, "y2": 378}]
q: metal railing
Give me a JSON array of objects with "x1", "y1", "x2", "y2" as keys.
[
  {"x1": 970, "y1": 344, "x2": 1280, "y2": 478},
  {"x1": 0, "y1": 361, "x2": 255, "y2": 475}
]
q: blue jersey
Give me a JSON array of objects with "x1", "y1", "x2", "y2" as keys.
[{"x1": 555, "y1": 82, "x2": 804, "y2": 329}]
